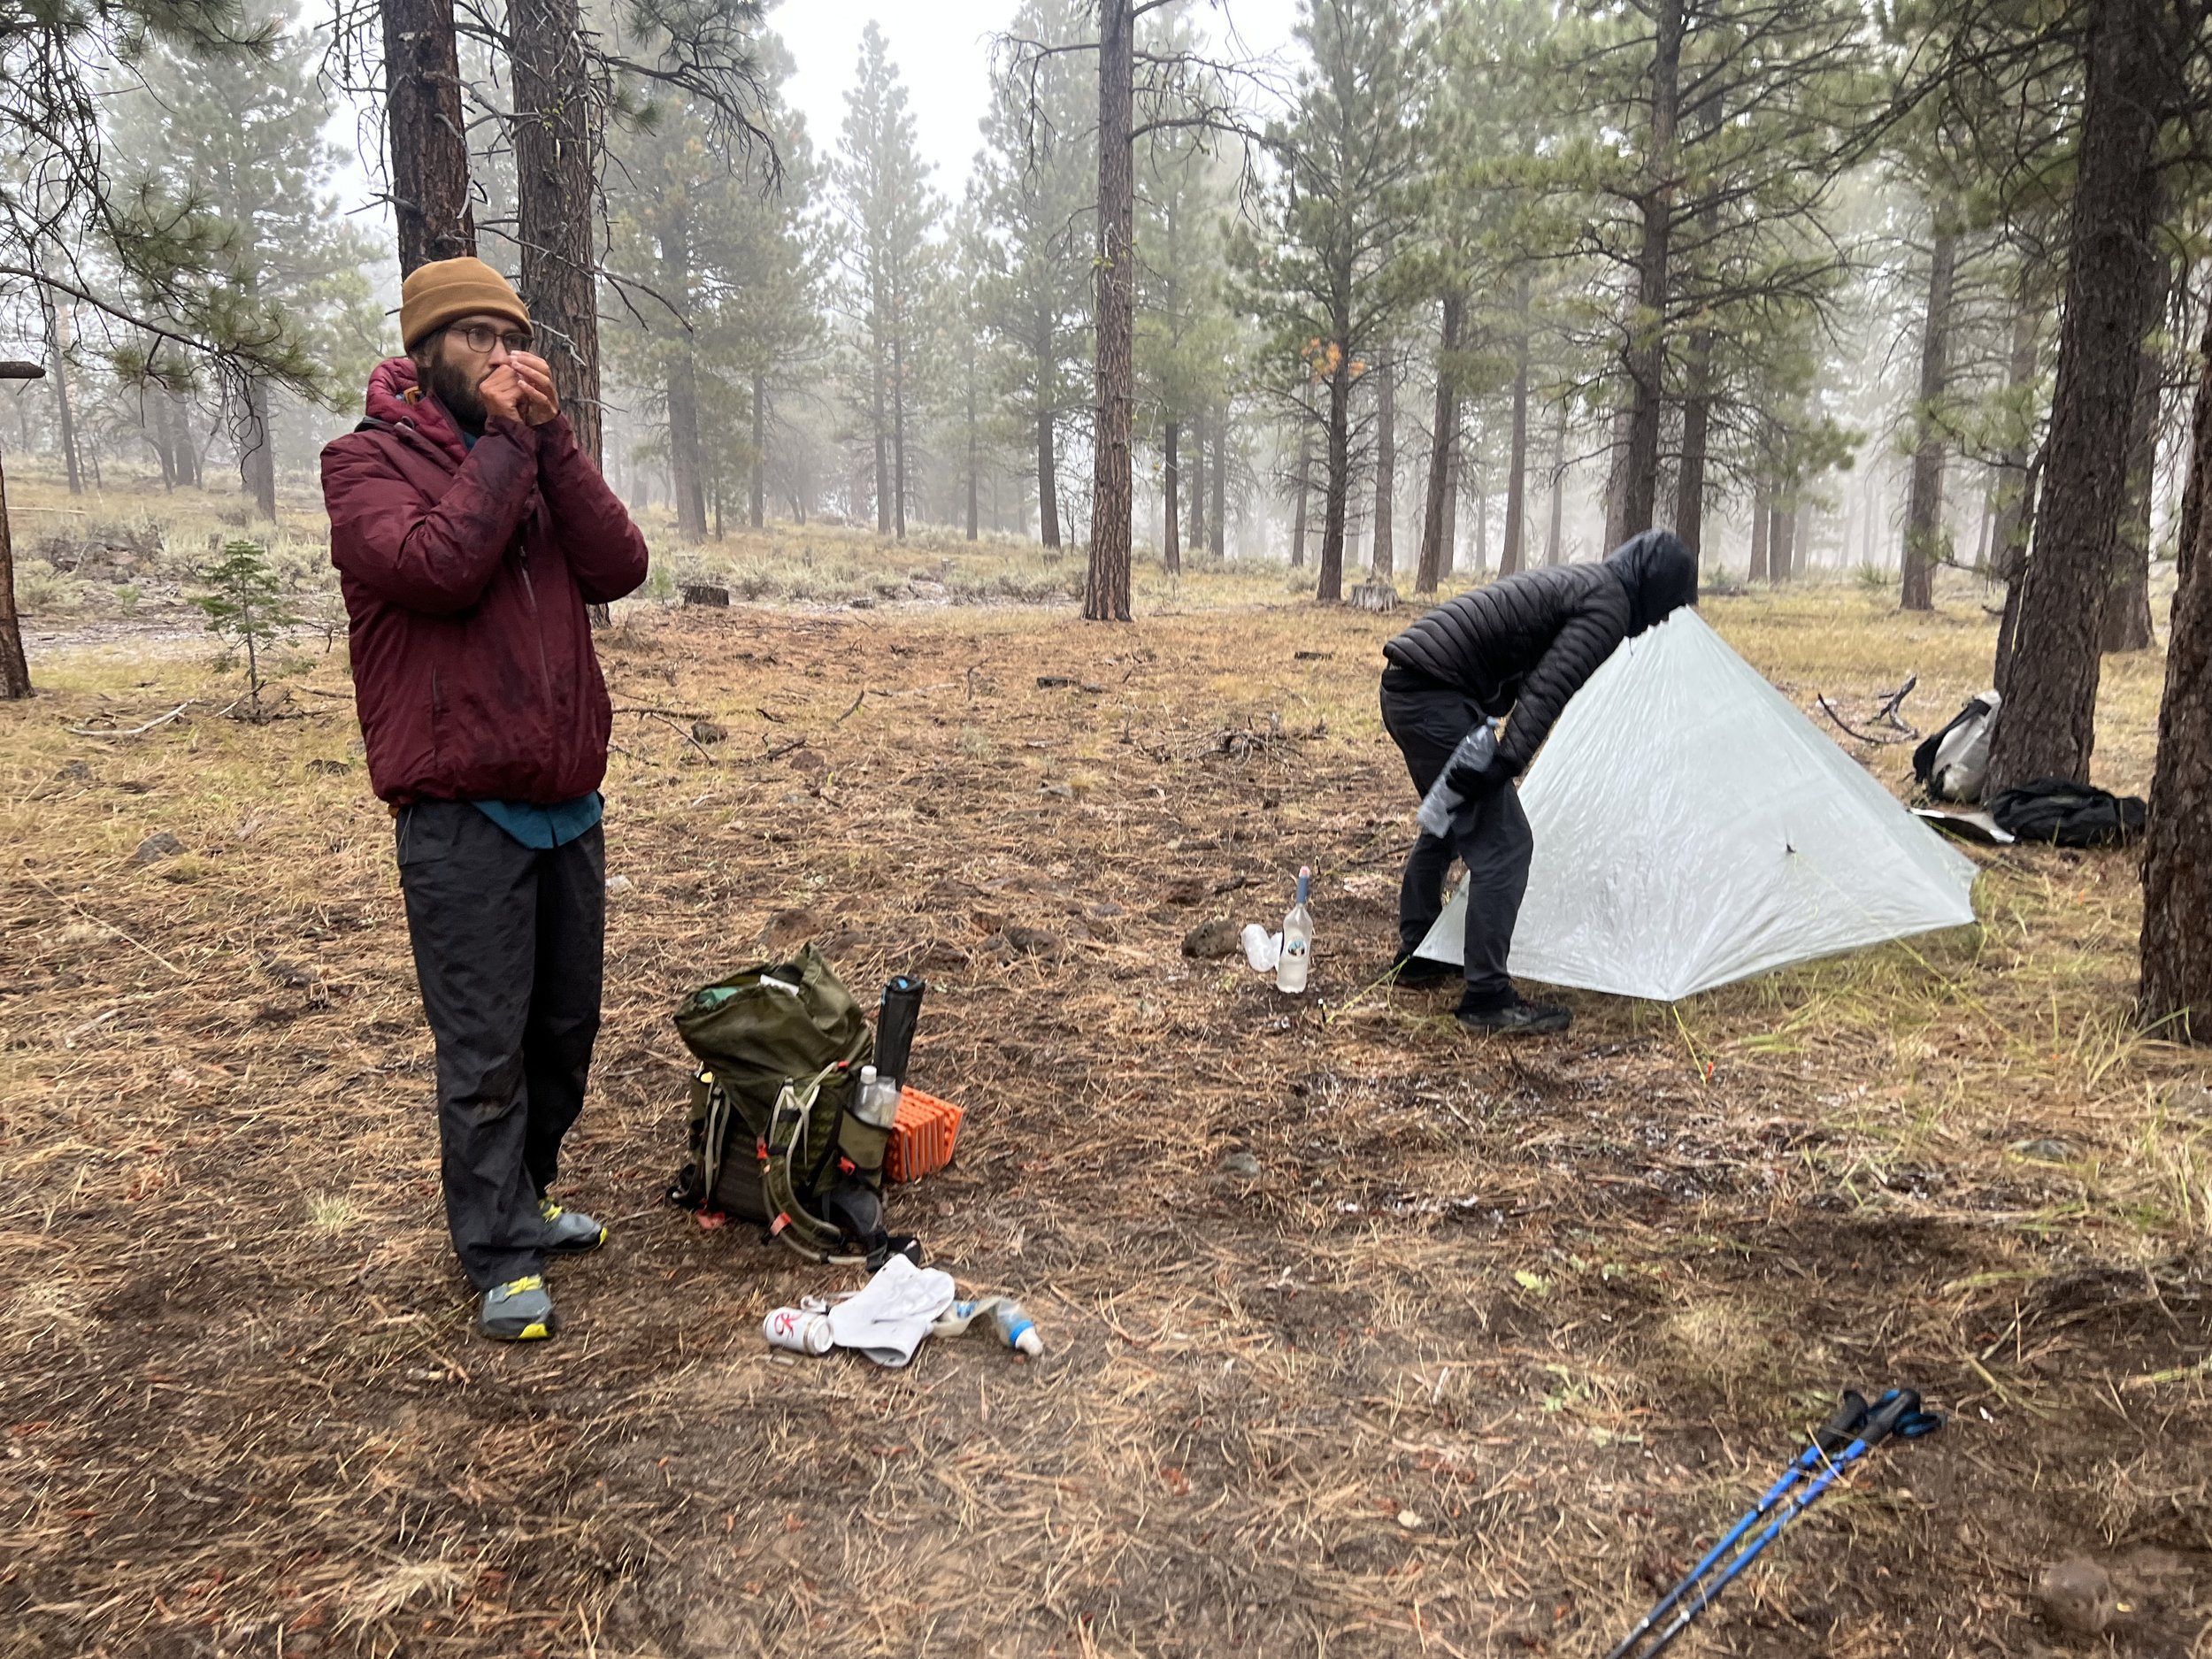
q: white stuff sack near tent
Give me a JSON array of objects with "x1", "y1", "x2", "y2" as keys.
[{"x1": 1415, "y1": 611, "x2": 1980, "y2": 1002}]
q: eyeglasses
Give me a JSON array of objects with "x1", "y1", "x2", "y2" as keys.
[{"x1": 450, "y1": 323, "x2": 533, "y2": 355}]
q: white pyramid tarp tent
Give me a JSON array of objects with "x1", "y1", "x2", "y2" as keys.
[{"x1": 1414, "y1": 610, "x2": 1978, "y2": 1001}]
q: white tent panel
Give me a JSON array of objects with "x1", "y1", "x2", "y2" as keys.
[{"x1": 1414, "y1": 610, "x2": 1979, "y2": 1002}]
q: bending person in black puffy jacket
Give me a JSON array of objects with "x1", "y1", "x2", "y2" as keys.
[{"x1": 1380, "y1": 530, "x2": 1699, "y2": 1034}]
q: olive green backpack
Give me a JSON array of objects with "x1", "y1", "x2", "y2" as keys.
[{"x1": 669, "y1": 945, "x2": 915, "y2": 1266}]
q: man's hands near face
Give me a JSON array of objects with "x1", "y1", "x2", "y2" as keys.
[
  {"x1": 509, "y1": 353, "x2": 559, "y2": 426},
  {"x1": 476, "y1": 353, "x2": 559, "y2": 428}
]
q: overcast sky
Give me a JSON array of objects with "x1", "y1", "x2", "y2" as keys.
[{"x1": 774, "y1": 0, "x2": 1303, "y2": 189}]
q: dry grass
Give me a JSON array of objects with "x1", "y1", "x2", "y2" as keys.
[{"x1": 1, "y1": 563, "x2": 2208, "y2": 1658}]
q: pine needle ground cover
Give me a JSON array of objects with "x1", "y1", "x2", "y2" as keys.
[{"x1": 2, "y1": 579, "x2": 2208, "y2": 1657}]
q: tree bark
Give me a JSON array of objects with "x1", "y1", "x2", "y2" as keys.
[
  {"x1": 511, "y1": 0, "x2": 602, "y2": 467},
  {"x1": 381, "y1": 0, "x2": 476, "y2": 273},
  {"x1": 1163, "y1": 418, "x2": 1181, "y2": 576},
  {"x1": 1082, "y1": 0, "x2": 1135, "y2": 621},
  {"x1": 1035, "y1": 405, "x2": 1060, "y2": 548},
  {"x1": 1316, "y1": 357, "x2": 1351, "y2": 602},
  {"x1": 668, "y1": 349, "x2": 707, "y2": 541},
  {"x1": 1210, "y1": 404, "x2": 1227, "y2": 557},
  {"x1": 2103, "y1": 261, "x2": 2169, "y2": 652},
  {"x1": 2139, "y1": 304, "x2": 2212, "y2": 1038},
  {"x1": 1902, "y1": 223, "x2": 1959, "y2": 611},
  {"x1": 1372, "y1": 343, "x2": 1395, "y2": 580},
  {"x1": 39, "y1": 289, "x2": 81, "y2": 495},
  {"x1": 1188, "y1": 408, "x2": 1207, "y2": 558},
  {"x1": 1771, "y1": 498, "x2": 1795, "y2": 581},
  {"x1": 1987, "y1": 0, "x2": 2177, "y2": 793},
  {"x1": 1441, "y1": 434, "x2": 1460, "y2": 580},
  {"x1": 872, "y1": 342, "x2": 890, "y2": 534},
  {"x1": 1748, "y1": 490, "x2": 1770, "y2": 581},
  {"x1": 893, "y1": 334, "x2": 909, "y2": 540},
  {"x1": 1544, "y1": 403, "x2": 1565, "y2": 566},
  {"x1": 751, "y1": 371, "x2": 766, "y2": 529},
  {"x1": 238, "y1": 378, "x2": 277, "y2": 520},
  {"x1": 1617, "y1": 0, "x2": 1684, "y2": 541},
  {"x1": 0, "y1": 434, "x2": 31, "y2": 698},
  {"x1": 1675, "y1": 327, "x2": 1712, "y2": 573},
  {"x1": 1416, "y1": 293, "x2": 1463, "y2": 595},
  {"x1": 1501, "y1": 326, "x2": 1529, "y2": 577}
]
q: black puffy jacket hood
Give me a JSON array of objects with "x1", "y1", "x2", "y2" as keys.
[{"x1": 1605, "y1": 529, "x2": 1699, "y2": 636}]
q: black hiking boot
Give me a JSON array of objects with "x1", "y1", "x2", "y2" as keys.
[
  {"x1": 1455, "y1": 994, "x2": 1571, "y2": 1036},
  {"x1": 1390, "y1": 951, "x2": 1460, "y2": 987}
]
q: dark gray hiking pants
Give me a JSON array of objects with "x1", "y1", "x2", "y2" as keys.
[
  {"x1": 1379, "y1": 672, "x2": 1533, "y2": 1010},
  {"x1": 396, "y1": 803, "x2": 604, "y2": 1290}
]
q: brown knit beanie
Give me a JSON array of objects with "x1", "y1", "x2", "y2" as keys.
[{"x1": 399, "y1": 257, "x2": 531, "y2": 351}]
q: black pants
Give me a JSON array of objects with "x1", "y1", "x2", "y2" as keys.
[
  {"x1": 1379, "y1": 672, "x2": 1533, "y2": 1009},
  {"x1": 396, "y1": 803, "x2": 605, "y2": 1290}
]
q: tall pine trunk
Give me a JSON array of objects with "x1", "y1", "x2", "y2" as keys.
[
  {"x1": 2103, "y1": 261, "x2": 2170, "y2": 652},
  {"x1": 1441, "y1": 435, "x2": 1460, "y2": 579},
  {"x1": 1617, "y1": 0, "x2": 1684, "y2": 541},
  {"x1": 750, "y1": 371, "x2": 766, "y2": 529},
  {"x1": 1748, "y1": 490, "x2": 1770, "y2": 581},
  {"x1": 1987, "y1": 0, "x2": 2177, "y2": 793},
  {"x1": 238, "y1": 378, "x2": 277, "y2": 520},
  {"x1": 872, "y1": 341, "x2": 890, "y2": 534},
  {"x1": 1675, "y1": 328, "x2": 1712, "y2": 572},
  {"x1": 1991, "y1": 299, "x2": 2042, "y2": 676},
  {"x1": 1210, "y1": 406, "x2": 1227, "y2": 557},
  {"x1": 1188, "y1": 409, "x2": 1207, "y2": 557},
  {"x1": 1501, "y1": 326, "x2": 1529, "y2": 576},
  {"x1": 381, "y1": 0, "x2": 475, "y2": 273},
  {"x1": 0, "y1": 417, "x2": 31, "y2": 698},
  {"x1": 1082, "y1": 0, "x2": 1135, "y2": 621},
  {"x1": 1316, "y1": 356, "x2": 1351, "y2": 602},
  {"x1": 1544, "y1": 403, "x2": 1565, "y2": 566},
  {"x1": 1902, "y1": 223, "x2": 1958, "y2": 612},
  {"x1": 39, "y1": 289, "x2": 81, "y2": 495},
  {"x1": 2139, "y1": 303, "x2": 2212, "y2": 1038},
  {"x1": 1371, "y1": 344, "x2": 1395, "y2": 580},
  {"x1": 1163, "y1": 418, "x2": 1181, "y2": 575},
  {"x1": 668, "y1": 349, "x2": 707, "y2": 541},
  {"x1": 1771, "y1": 499, "x2": 1795, "y2": 581},
  {"x1": 511, "y1": 0, "x2": 603, "y2": 465},
  {"x1": 1035, "y1": 403, "x2": 1060, "y2": 548},
  {"x1": 893, "y1": 334, "x2": 909, "y2": 540},
  {"x1": 1416, "y1": 293, "x2": 1463, "y2": 595}
]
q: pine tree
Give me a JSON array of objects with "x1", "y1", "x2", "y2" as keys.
[
  {"x1": 1240, "y1": 0, "x2": 1431, "y2": 603},
  {"x1": 833, "y1": 23, "x2": 940, "y2": 540},
  {"x1": 113, "y1": 4, "x2": 381, "y2": 518},
  {"x1": 977, "y1": 0, "x2": 1095, "y2": 549}
]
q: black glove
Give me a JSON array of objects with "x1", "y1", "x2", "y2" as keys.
[{"x1": 1446, "y1": 749, "x2": 1519, "y2": 797}]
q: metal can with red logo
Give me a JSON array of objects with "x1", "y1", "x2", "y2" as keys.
[{"x1": 763, "y1": 1301, "x2": 833, "y2": 1356}]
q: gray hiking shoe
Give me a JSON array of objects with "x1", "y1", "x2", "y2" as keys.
[
  {"x1": 480, "y1": 1274, "x2": 556, "y2": 1340},
  {"x1": 538, "y1": 1196, "x2": 608, "y2": 1255},
  {"x1": 1456, "y1": 995, "x2": 1571, "y2": 1036}
]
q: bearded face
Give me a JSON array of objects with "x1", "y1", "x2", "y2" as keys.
[{"x1": 418, "y1": 333, "x2": 491, "y2": 433}]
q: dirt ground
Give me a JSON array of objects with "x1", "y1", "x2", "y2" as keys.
[{"x1": 3, "y1": 581, "x2": 2209, "y2": 1658}]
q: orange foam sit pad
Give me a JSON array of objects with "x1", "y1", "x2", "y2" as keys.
[{"x1": 887, "y1": 1087, "x2": 964, "y2": 1183}]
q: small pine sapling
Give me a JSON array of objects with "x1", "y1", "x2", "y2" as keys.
[{"x1": 191, "y1": 539, "x2": 299, "y2": 718}]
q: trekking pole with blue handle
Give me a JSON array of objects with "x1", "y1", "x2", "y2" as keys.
[
  {"x1": 1628, "y1": 1388, "x2": 1943, "y2": 1659},
  {"x1": 1601, "y1": 1391, "x2": 1871, "y2": 1659}
]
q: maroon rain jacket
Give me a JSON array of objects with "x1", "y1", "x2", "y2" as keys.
[{"x1": 322, "y1": 357, "x2": 649, "y2": 805}]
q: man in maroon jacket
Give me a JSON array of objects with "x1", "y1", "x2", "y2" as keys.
[{"x1": 323, "y1": 257, "x2": 649, "y2": 1340}]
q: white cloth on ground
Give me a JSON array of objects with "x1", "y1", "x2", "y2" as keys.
[{"x1": 825, "y1": 1253, "x2": 958, "y2": 1368}]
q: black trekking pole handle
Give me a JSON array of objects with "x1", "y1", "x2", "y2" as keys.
[
  {"x1": 1601, "y1": 1393, "x2": 1871, "y2": 1659},
  {"x1": 1633, "y1": 1390, "x2": 1939, "y2": 1659}
]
